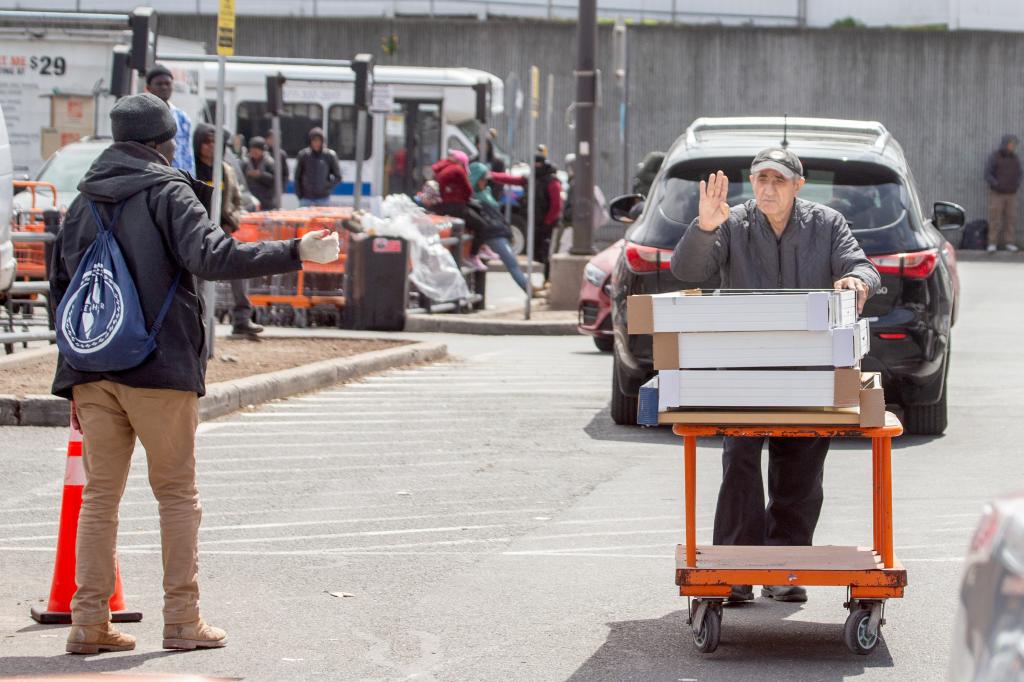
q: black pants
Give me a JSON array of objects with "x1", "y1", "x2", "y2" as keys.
[
  {"x1": 534, "y1": 223, "x2": 554, "y2": 281},
  {"x1": 713, "y1": 436, "x2": 831, "y2": 547}
]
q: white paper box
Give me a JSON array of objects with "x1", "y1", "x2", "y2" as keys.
[
  {"x1": 656, "y1": 368, "x2": 865, "y2": 410},
  {"x1": 653, "y1": 320, "x2": 870, "y2": 369},
  {"x1": 628, "y1": 289, "x2": 857, "y2": 334}
]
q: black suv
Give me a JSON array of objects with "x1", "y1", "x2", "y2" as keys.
[{"x1": 609, "y1": 118, "x2": 964, "y2": 435}]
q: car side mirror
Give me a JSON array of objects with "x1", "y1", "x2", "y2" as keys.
[
  {"x1": 609, "y1": 193, "x2": 645, "y2": 224},
  {"x1": 933, "y1": 201, "x2": 966, "y2": 249}
]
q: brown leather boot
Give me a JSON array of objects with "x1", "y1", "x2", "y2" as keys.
[
  {"x1": 162, "y1": 618, "x2": 227, "y2": 650},
  {"x1": 65, "y1": 623, "x2": 137, "y2": 654}
]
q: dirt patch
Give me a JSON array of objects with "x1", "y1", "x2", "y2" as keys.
[{"x1": 0, "y1": 337, "x2": 406, "y2": 397}]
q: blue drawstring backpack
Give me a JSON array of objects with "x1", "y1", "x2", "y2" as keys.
[{"x1": 56, "y1": 201, "x2": 181, "y2": 373}]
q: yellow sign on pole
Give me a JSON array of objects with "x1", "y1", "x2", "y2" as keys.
[
  {"x1": 530, "y1": 66, "x2": 540, "y2": 119},
  {"x1": 217, "y1": 0, "x2": 236, "y2": 57}
]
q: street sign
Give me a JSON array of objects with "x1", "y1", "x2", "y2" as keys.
[
  {"x1": 216, "y1": 0, "x2": 235, "y2": 57},
  {"x1": 369, "y1": 83, "x2": 393, "y2": 114}
]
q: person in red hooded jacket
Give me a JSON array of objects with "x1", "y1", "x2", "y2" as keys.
[{"x1": 431, "y1": 149, "x2": 490, "y2": 270}]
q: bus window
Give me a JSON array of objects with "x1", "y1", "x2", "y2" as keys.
[
  {"x1": 327, "y1": 105, "x2": 372, "y2": 161},
  {"x1": 236, "y1": 101, "x2": 323, "y2": 156}
]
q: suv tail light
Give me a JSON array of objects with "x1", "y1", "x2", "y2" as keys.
[
  {"x1": 624, "y1": 243, "x2": 673, "y2": 273},
  {"x1": 869, "y1": 249, "x2": 938, "y2": 279}
]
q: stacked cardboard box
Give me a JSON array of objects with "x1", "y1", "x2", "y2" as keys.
[
  {"x1": 628, "y1": 290, "x2": 884, "y2": 427},
  {"x1": 40, "y1": 95, "x2": 95, "y2": 158}
]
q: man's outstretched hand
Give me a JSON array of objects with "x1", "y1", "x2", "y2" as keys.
[
  {"x1": 834, "y1": 276, "x2": 869, "y2": 314},
  {"x1": 698, "y1": 171, "x2": 731, "y2": 231}
]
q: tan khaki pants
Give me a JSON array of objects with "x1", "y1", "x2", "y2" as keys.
[
  {"x1": 988, "y1": 190, "x2": 1019, "y2": 247},
  {"x1": 71, "y1": 381, "x2": 201, "y2": 626}
]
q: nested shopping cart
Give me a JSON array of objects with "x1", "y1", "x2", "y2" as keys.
[{"x1": 671, "y1": 413, "x2": 906, "y2": 655}]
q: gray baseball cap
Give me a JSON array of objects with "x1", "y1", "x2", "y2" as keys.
[{"x1": 750, "y1": 147, "x2": 804, "y2": 179}]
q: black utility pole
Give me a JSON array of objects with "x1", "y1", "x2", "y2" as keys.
[{"x1": 571, "y1": 0, "x2": 597, "y2": 255}]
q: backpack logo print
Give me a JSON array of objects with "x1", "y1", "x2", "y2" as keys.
[{"x1": 60, "y1": 262, "x2": 125, "y2": 354}]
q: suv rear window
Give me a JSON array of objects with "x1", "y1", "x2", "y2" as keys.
[{"x1": 631, "y1": 157, "x2": 927, "y2": 254}]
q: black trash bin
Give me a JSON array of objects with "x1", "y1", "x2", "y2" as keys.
[{"x1": 343, "y1": 233, "x2": 409, "y2": 331}]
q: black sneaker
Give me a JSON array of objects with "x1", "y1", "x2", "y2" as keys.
[
  {"x1": 727, "y1": 585, "x2": 754, "y2": 602},
  {"x1": 761, "y1": 585, "x2": 808, "y2": 602}
]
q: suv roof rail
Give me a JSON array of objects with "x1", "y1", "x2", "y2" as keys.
[{"x1": 685, "y1": 117, "x2": 891, "y2": 153}]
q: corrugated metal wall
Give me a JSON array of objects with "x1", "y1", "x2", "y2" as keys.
[{"x1": 160, "y1": 15, "x2": 1024, "y2": 221}]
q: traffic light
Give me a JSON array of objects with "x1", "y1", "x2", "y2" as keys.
[
  {"x1": 128, "y1": 7, "x2": 158, "y2": 75},
  {"x1": 352, "y1": 53, "x2": 374, "y2": 110},
  {"x1": 110, "y1": 45, "x2": 132, "y2": 98},
  {"x1": 266, "y1": 72, "x2": 286, "y2": 115}
]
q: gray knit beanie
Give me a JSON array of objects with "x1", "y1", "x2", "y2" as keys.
[{"x1": 110, "y1": 93, "x2": 177, "y2": 145}]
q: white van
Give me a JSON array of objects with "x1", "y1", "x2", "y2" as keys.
[
  {"x1": 0, "y1": 104, "x2": 15, "y2": 293},
  {"x1": 163, "y1": 60, "x2": 505, "y2": 204}
]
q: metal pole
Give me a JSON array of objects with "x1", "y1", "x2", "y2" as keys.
[
  {"x1": 571, "y1": 0, "x2": 597, "y2": 255},
  {"x1": 525, "y1": 66, "x2": 539, "y2": 320},
  {"x1": 354, "y1": 109, "x2": 366, "y2": 209},
  {"x1": 206, "y1": 54, "x2": 227, "y2": 357},
  {"x1": 271, "y1": 114, "x2": 283, "y2": 209},
  {"x1": 614, "y1": 18, "x2": 629, "y2": 194},
  {"x1": 544, "y1": 73, "x2": 554, "y2": 145}
]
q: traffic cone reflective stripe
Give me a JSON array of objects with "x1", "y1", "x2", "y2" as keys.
[{"x1": 30, "y1": 419, "x2": 142, "y2": 624}]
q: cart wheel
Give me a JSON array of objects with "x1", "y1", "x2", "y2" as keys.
[
  {"x1": 844, "y1": 607, "x2": 880, "y2": 655},
  {"x1": 692, "y1": 603, "x2": 721, "y2": 653}
]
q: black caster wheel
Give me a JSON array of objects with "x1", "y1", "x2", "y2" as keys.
[
  {"x1": 691, "y1": 601, "x2": 722, "y2": 654},
  {"x1": 844, "y1": 605, "x2": 881, "y2": 655}
]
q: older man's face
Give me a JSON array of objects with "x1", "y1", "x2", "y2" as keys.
[{"x1": 751, "y1": 169, "x2": 804, "y2": 217}]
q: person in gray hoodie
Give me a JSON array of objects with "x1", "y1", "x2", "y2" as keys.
[
  {"x1": 670, "y1": 146, "x2": 879, "y2": 605},
  {"x1": 50, "y1": 93, "x2": 340, "y2": 655},
  {"x1": 984, "y1": 134, "x2": 1022, "y2": 252},
  {"x1": 294, "y1": 127, "x2": 341, "y2": 206}
]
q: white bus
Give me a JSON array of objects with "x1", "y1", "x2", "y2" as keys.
[{"x1": 163, "y1": 59, "x2": 505, "y2": 205}]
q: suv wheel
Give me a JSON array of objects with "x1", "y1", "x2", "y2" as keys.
[
  {"x1": 904, "y1": 344, "x2": 950, "y2": 435},
  {"x1": 611, "y1": 354, "x2": 638, "y2": 426}
]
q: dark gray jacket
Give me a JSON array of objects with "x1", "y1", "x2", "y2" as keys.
[
  {"x1": 50, "y1": 142, "x2": 302, "y2": 399},
  {"x1": 242, "y1": 154, "x2": 277, "y2": 210},
  {"x1": 670, "y1": 198, "x2": 880, "y2": 293}
]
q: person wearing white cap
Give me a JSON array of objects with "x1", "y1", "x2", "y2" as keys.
[{"x1": 670, "y1": 146, "x2": 880, "y2": 604}]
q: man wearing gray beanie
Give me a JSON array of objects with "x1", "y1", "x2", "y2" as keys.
[{"x1": 50, "y1": 92, "x2": 341, "y2": 655}]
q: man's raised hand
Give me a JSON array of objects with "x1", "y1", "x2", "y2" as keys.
[{"x1": 698, "y1": 170, "x2": 731, "y2": 231}]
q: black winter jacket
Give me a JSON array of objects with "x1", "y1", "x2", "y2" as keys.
[
  {"x1": 670, "y1": 198, "x2": 880, "y2": 293},
  {"x1": 49, "y1": 142, "x2": 302, "y2": 399},
  {"x1": 242, "y1": 154, "x2": 278, "y2": 210},
  {"x1": 294, "y1": 147, "x2": 342, "y2": 200}
]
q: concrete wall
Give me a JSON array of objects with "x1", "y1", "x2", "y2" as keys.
[{"x1": 159, "y1": 15, "x2": 1024, "y2": 222}]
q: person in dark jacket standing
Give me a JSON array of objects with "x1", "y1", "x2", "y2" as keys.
[
  {"x1": 242, "y1": 136, "x2": 277, "y2": 210},
  {"x1": 671, "y1": 147, "x2": 879, "y2": 604},
  {"x1": 294, "y1": 127, "x2": 341, "y2": 207},
  {"x1": 50, "y1": 93, "x2": 340, "y2": 655},
  {"x1": 985, "y1": 134, "x2": 1022, "y2": 252},
  {"x1": 533, "y1": 153, "x2": 563, "y2": 282}
]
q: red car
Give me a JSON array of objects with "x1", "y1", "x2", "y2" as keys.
[{"x1": 577, "y1": 239, "x2": 623, "y2": 352}]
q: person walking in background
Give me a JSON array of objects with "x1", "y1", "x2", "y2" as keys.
[
  {"x1": 144, "y1": 64, "x2": 193, "y2": 174},
  {"x1": 294, "y1": 127, "x2": 341, "y2": 207},
  {"x1": 633, "y1": 151, "x2": 666, "y2": 197},
  {"x1": 193, "y1": 123, "x2": 263, "y2": 339},
  {"x1": 534, "y1": 151, "x2": 563, "y2": 283},
  {"x1": 50, "y1": 93, "x2": 340, "y2": 655},
  {"x1": 242, "y1": 136, "x2": 278, "y2": 211},
  {"x1": 985, "y1": 134, "x2": 1022, "y2": 252}
]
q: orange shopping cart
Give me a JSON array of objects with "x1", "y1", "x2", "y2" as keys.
[{"x1": 670, "y1": 413, "x2": 906, "y2": 655}]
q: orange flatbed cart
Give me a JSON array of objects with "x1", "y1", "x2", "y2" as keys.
[{"x1": 671, "y1": 412, "x2": 906, "y2": 655}]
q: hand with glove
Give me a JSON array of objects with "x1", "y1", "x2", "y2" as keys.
[{"x1": 298, "y1": 229, "x2": 341, "y2": 263}]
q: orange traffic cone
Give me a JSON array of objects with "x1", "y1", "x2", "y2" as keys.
[{"x1": 30, "y1": 418, "x2": 142, "y2": 624}]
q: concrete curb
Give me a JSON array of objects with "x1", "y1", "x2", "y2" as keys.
[
  {"x1": 0, "y1": 340, "x2": 447, "y2": 427},
  {"x1": 404, "y1": 313, "x2": 577, "y2": 336},
  {"x1": 955, "y1": 250, "x2": 1024, "y2": 263}
]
